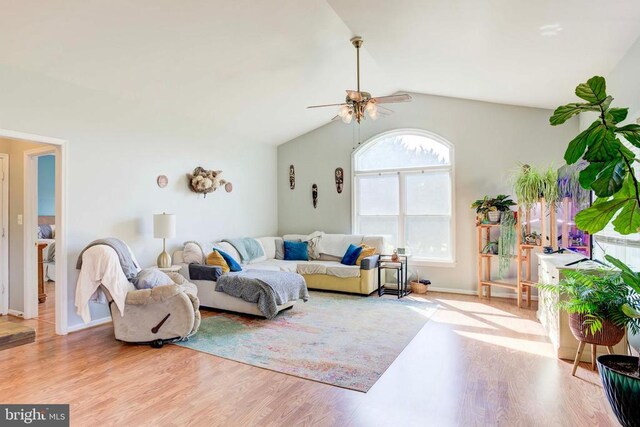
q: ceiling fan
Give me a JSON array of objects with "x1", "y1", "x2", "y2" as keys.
[{"x1": 307, "y1": 36, "x2": 412, "y2": 124}]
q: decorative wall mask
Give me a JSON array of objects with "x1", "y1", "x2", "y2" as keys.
[
  {"x1": 289, "y1": 165, "x2": 295, "y2": 190},
  {"x1": 187, "y1": 167, "x2": 229, "y2": 198},
  {"x1": 156, "y1": 175, "x2": 168, "y2": 188},
  {"x1": 312, "y1": 184, "x2": 318, "y2": 208},
  {"x1": 335, "y1": 167, "x2": 344, "y2": 193}
]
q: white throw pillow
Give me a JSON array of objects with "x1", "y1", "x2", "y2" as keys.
[
  {"x1": 182, "y1": 242, "x2": 204, "y2": 264},
  {"x1": 257, "y1": 237, "x2": 277, "y2": 260},
  {"x1": 214, "y1": 242, "x2": 242, "y2": 264}
]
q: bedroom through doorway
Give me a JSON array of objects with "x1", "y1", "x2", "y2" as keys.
[{"x1": 0, "y1": 129, "x2": 67, "y2": 337}]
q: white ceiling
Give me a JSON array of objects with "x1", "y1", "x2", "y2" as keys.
[{"x1": 1, "y1": 0, "x2": 639, "y2": 146}]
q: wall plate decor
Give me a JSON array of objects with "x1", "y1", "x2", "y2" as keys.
[
  {"x1": 335, "y1": 167, "x2": 344, "y2": 193},
  {"x1": 225, "y1": 182, "x2": 233, "y2": 193},
  {"x1": 289, "y1": 165, "x2": 295, "y2": 190},
  {"x1": 312, "y1": 184, "x2": 318, "y2": 208},
  {"x1": 156, "y1": 175, "x2": 168, "y2": 188},
  {"x1": 187, "y1": 167, "x2": 229, "y2": 198}
]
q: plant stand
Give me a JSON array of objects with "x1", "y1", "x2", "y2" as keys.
[
  {"x1": 517, "y1": 198, "x2": 556, "y2": 308},
  {"x1": 476, "y1": 223, "x2": 517, "y2": 300},
  {"x1": 572, "y1": 341, "x2": 616, "y2": 376}
]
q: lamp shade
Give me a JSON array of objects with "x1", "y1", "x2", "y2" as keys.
[{"x1": 153, "y1": 213, "x2": 176, "y2": 239}]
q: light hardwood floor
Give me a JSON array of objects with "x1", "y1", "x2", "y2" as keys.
[{"x1": 0, "y1": 292, "x2": 619, "y2": 426}]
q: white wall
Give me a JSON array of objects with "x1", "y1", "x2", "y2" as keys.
[
  {"x1": 0, "y1": 64, "x2": 278, "y2": 329},
  {"x1": 278, "y1": 93, "x2": 578, "y2": 293}
]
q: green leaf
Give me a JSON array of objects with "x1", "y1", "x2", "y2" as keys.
[
  {"x1": 616, "y1": 124, "x2": 640, "y2": 148},
  {"x1": 575, "y1": 196, "x2": 629, "y2": 234},
  {"x1": 575, "y1": 76, "x2": 607, "y2": 103},
  {"x1": 564, "y1": 121, "x2": 599, "y2": 164},
  {"x1": 605, "y1": 255, "x2": 640, "y2": 294},
  {"x1": 622, "y1": 304, "x2": 640, "y2": 319},
  {"x1": 609, "y1": 108, "x2": 629, "y2": 124},
  {"x1": 590, "y1": 160, "x2": 626, "y2": 196},
  {"x1": 584, "y1": 130, "x2": 621, "y2": 162},
  {"x1": 578, "y1": 162, "x2": 603, "y2": 188},
  {"x1": 550, "y1": 103, "x2": 600, "y2": 126},
  {"x1": 612, "y1": 199, "x2": 640, "y2": 234}
]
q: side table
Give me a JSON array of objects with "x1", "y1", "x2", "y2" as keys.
[{"x1": 377, "y1": 255, "x2": 411, "y2": 298}]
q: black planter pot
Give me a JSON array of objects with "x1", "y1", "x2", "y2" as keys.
[{"x1": 597, "y1": 355, "x2": 640, "y2": 427}]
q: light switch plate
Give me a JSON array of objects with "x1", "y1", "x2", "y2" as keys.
[{"x1": 17, "y1": 214, "x2": 22, "y2": 225}]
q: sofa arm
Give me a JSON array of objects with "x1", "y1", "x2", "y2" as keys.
[{"x1": 360, "y1": 255, "x2": 380, "y2": 270}]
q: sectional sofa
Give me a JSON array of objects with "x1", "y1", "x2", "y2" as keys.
[{"x1": 173, "y1": 233, "x2": 385, "y2": 315}]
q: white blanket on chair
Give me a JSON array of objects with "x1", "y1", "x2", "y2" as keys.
[{"x1": 75, "y1": 245, "x2": 133, "y2": 323}]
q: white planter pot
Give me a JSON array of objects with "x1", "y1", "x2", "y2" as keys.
[{"x1": 488, "y1": 211, "x2": 501, "y2": 223}]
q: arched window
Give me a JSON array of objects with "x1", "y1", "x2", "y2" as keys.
[{"x1": 353, "y1": 129, "x2": 454, "y2": 263}]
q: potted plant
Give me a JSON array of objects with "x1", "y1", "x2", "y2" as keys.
[
  {"x1": 471, "y1": 195, "x2": 516, "y2": 224},
  {"x1": 471, "y1": 196, "x2": 494, "y2": 224},
  {"x1": 512, "y1": 164, "x2": 560, "y2": 209},
  {"x1": 482, "y1": 240, "x2": 499, "y2": 255},
  {"x1": 551, "y1": 75, "x2": 640, "y2": 426}
]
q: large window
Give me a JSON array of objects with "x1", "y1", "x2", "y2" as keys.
[{"x1": 353, "y1": 130, "x2": 454, "y2": 263}]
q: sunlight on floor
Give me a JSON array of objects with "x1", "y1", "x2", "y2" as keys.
[{"x1": 454, "y1": 330, "x2": 554, "y2": 358}]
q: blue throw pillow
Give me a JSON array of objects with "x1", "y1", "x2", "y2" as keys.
[
  {"x1": 284, "y1": 240, "x2": 309, "y2": 261},
  {"x1": 341, "y1": 244, "x2": 363, "y2": 266},
  {"x1": 216, "y1": 249, "x2": 242, "y2": 272}
]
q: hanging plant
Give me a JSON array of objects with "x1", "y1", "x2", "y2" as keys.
[
  {"x1": 498, "y1": 211, "x2": 516, "y2": 279},
  {"x1": 512, "y1": 164, "x2": 559, "y2": 209},
  {"x1": 557, "y1": 161, "x2": 590, "y2": 210}
]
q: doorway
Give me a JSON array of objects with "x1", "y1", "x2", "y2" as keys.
[{"x1": 0, "y1": 128, "x2": 67, "y2": 335}]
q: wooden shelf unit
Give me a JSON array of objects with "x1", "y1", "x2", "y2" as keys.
[
  {"x1": 476, "y1": 220, "x2": 518, "y2": 299},
  {"x1": 517, "y1": 198, "x2": 556, "y2": 308}
]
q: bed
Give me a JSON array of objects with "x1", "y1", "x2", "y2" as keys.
[{"x1": 37, "y1": 217, "x2": 56, "y2": 282}]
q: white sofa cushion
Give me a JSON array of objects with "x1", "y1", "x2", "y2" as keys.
[
  {"x1": 361, "y1": 235, "x2": 387, "y2": 254},
  {"x1": 183, "y1": 242, "x2": 204, "y2": 264},
  {"x1": 318, "y1": 234, "x2": 364, "y2": 258},
  {"x1": 256, "y1": 237, "x2": 277, "y2": 260},
  {"x1": 213, "y1": 242, "x2": 242, "y2": 264},
  {"x1": 282, "y1": 231, "x2": 324, "y2": 259}
]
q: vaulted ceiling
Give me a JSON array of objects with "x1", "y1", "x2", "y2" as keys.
[{"x1": 1, "y1": 1, "x2": 639, "y2": 145}]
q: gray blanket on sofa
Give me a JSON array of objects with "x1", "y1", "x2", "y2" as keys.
[{"x1": 215, "y1": 270, "x2": 309, "y2": 319}]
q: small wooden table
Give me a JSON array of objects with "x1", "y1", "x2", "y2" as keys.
[{"x1": 37, "y1": 242, "x2": 47, "y2": 303}]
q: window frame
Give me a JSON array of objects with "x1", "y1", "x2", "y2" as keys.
[{"x1": 351, "y1": 128, "x2": 456, "y2": 266}]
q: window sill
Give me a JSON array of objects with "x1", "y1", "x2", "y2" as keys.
[{"x1": 408, "y1": 259, "x2": 457, "y2": 268}]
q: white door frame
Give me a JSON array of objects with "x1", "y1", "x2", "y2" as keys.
[
  {"x1": 0, "y1": 153, "x2": 8, "y2": 315},
  {"x1": 0, "y1": 128, "x2": 68, "y2": 335}
]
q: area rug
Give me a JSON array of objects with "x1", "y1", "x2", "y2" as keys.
[{"x1": 176, "y1": 291, "x2": 437, "y2": 392}]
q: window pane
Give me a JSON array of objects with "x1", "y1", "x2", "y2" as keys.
[
  {"x1": 358, "y1": 216, "x2": 398, "y2": 249},
  {"x1": 405, "y1": 172, "x2": 451, "y2": 215},
  {"x1": 405, "y1": 216, "x2": 451, "y2": 260},
  {"x1": 357, "y1": 174, "x2": 399, "y2": 215},
  {"x1": 356, "y1": 134, "x2": 450, "y2": 171}
]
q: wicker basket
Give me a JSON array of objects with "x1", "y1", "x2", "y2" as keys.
[
  {"x1": 410, "y1": 281, "x2": 429, "y2": 294},
  {"x1": 568, "y1": 313, "x2": 625, "y2": 346}
]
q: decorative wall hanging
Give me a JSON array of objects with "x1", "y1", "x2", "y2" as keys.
[
  {"x1": 289, "y1": 165, "x2": 295, "y2": 190},
  {"x1": 156, "y1": 175, "x2": 168, "y2": 188},
  {"x1": 225, "y1": 182, "x2": 233, "y2": 193},
  {"x1": 187, "y1": 167, "x2": 230, "y2": 198},
  {"x1": 335, "y1": 167, "x2": 344, "y2": 193},
  {"x1": 312, "y1": 184, "x2": 318, "y2": 208}
]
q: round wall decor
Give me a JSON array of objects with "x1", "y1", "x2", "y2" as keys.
[{"x1": 157, "y1": 175, "x2": 168, "y2": 188}]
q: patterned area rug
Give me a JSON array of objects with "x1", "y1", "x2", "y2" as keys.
[{"x1": 176, "y1": 291, "x2": 437, "y2": 392}]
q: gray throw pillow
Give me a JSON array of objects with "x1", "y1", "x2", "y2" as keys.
[
  {"x1": 133, "y1": 269, "x2": 173, "y2": 290},
  {"x1": 274, "y1": 237, "x2": 285, "y2": 260}
]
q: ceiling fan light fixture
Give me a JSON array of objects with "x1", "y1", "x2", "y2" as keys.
[{"x1": 365, "y1": 101, "x2": 378, "y2": 120}]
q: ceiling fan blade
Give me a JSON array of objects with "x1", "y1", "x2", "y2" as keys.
[
  {"x1": 371, "y1": 93, "x2": 412, "y2": 104},
  {"x1": 377, "y1": 105, "x2": 395, "y2": 115},
  {"x1": 346, "y1": 90, "x2": 362, "y2": 102},
  {"x1": 307, "y1": 103, "x2": 348, "y2": 109}
]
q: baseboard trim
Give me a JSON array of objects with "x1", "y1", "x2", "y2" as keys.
[
  {"x1": 67, "y1": 317, "x2": 112, "y2": 333},
  {"x1": 8, "y1": 309, "x2": 24, "y2": 317},
  {"x1": 428, "y1": 286, "x2": 538, "y2": 301}
]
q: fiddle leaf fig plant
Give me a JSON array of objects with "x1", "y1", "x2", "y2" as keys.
[{"x1": 550, "y1": 76, "x2": 640, "y2": 235}]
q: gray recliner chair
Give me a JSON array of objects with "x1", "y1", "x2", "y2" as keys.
[{"x1": 104, "y1": 272, "x2": 201, "y2": 348}]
